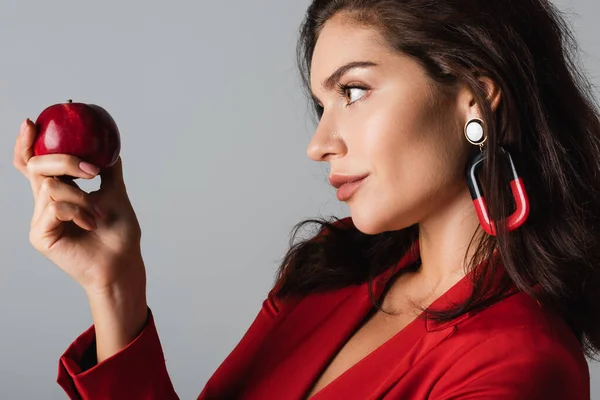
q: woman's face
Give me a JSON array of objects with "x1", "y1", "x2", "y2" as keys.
[{"x1": 307, "y1": 14, "x2": 475, "y2": 235}]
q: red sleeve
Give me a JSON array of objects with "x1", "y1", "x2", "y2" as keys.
[
  {"x1": 57, "y1": 308, "x2": 178, "y2": 400},
  {"x1": 429, "y1": 329, "x2": 590, "y2": 400},
  {"x1": 56, "y1": 288, "x2": 290, "y2": 400}
]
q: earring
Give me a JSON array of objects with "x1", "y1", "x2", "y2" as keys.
[
  {"x1": 464, "y1": 118, "x2": 530, "y2": 236},
  {"x1": 464, "y1": 117, "x2": 487, "y2": 151}
]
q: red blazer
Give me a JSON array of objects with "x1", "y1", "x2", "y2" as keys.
[{"x1": 56, "y1": 238, "x2": 590, "y2": 399}]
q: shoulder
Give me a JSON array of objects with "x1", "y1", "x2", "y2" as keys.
[
  {"x1": 431, "y1": 292, "x2": 590, "y2": 399},
  {"x1": 465, "y1": 290, "x2": 582, "y2": 348},
  {"x1": 454, "y1": 291, "x2": 588, "y2": 370}
]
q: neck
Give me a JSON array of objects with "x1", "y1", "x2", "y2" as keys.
[{"x1": 415, "y1": 187, "x2": 482, "y2": 288}]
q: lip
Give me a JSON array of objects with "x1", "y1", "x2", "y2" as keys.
[
  {"x1": 329, "y1": 173, "x2": 369, "y2": 201},
  {"x1": 328, "y1": 173, "x2": 370, "y2": 189}
]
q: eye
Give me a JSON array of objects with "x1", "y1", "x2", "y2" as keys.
[
  {"x1": 312, "y1": 83, "x2": 369, "y2": 119},
  {"x1": 336, "y1": 83, "x2": 369, "y2": 106}
]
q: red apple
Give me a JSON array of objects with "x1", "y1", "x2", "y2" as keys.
[{"x1": 33, "y1": 99, "x2": 121, "y2": 172}]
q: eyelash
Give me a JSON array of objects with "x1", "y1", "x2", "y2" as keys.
[
  {"x1": 336, "y1": 83, "x2": 369, "y2": 107},
  {"x1": 314, "y1": 83, "x2": 370, "y2": 118}
]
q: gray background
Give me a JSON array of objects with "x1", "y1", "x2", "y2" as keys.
[{"x1": 0, "y1": 0, "x2": 597, "y2": 398}]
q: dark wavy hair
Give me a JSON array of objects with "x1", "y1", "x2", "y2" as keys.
[{"x1": 273, "y1": 0, "x2": 600, "y2": 360}]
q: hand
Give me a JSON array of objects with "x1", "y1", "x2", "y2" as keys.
[{"x1": 13, "y1": 118, "x2": 145, "y2": 296}]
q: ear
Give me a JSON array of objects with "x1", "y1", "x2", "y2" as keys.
[
  {"x1": 478, "y1": 76, "x2": 502, "y2": 112},
  {"x1": 456, "y1": 76, "x2": 502, "y2": 117}
]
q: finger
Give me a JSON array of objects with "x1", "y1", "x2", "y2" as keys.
[
  {"x1": 13, "y1": 119, "x2": 35, "y2": 174},
  {"x1": 57, "y1": 175, "x2": 82, "y2": 189},
  {"x1": 26, "y1": 154, "x2": 100, "y2": 196},
  {"x1": 32, "y1": 177, "x2": 102, "y2": 227},
  {"x1": 30, "y1": 201, "x2": 98, "y2": 252}
]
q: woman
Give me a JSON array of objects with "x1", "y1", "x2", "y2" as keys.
[{"x1": 12, "y1": 0, "x2": 600, "y2": 398}]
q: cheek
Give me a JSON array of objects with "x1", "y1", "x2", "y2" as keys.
[
  {"x1": 358, "y1": 99, "x2": 434, "y2": 178},
  {"x1": 359, "y1": 97, "x2": 464, "y2": 201},
  {"x1": 357, "y1": 108, "x2": 399, "y2": 163}
]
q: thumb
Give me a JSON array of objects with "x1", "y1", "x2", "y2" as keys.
[{"x1": 99, "y1": 156, "x2": 125, "y2": 192}]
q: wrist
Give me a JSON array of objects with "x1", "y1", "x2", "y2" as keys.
[{"x1": 86, "y1": 277, "x2": 149, "y2": 362}]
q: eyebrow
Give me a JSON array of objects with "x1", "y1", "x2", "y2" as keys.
[{"x1": 311, "y1": 60, "x2": 378, "y2": 104}]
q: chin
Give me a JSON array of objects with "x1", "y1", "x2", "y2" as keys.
[
  {"x1": 346, "y1": 206, "x2": 389, "y2": 235},
  {"x1": 348, "y1": 199, "x2": 416, "y2": 235}
]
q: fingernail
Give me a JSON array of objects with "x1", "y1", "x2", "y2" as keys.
[{"x1": 79, "y1": 162, "x2": 100, "y2": 176}]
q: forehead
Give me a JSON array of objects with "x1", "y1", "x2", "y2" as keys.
[{"x1": 310, "y1": 15, "x2": 389, "y2": 84}]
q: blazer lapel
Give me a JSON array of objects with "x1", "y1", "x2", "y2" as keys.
[
  {"x1": 240, "y1": 282, "x2": 366, "y2": 399},
  {"x1": 241, "y1": 242, "x2": 421, "y2": 399}
]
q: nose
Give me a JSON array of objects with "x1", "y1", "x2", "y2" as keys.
[{"x1": 306, "y1": 121, "x2": 346, "y2": 162}]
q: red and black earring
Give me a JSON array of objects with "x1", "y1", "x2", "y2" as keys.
[{"x1": 464, "y1": 118, "x2": 530, "y2": 236}]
